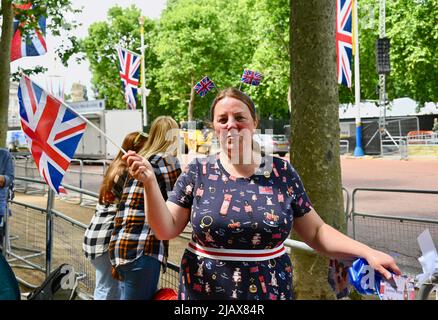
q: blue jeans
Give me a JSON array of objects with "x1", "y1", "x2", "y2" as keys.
[
  {"x1": 117, "y1": 255, "x2": 161, "y2": 300},
  {"x1": 90, "y1": 252, "x2": 123, "y2": 300}
]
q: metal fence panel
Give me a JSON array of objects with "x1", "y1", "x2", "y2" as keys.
[
  {"x1": 352, "y1": 214, "x2": 438, "y2": 276},
  {"x1": 8, "y1": 203, "x2": 46, "y2": 270},
  {"x1": 52, "y1": 213, "x2": 95, "y2": 296},
  {"x1": 351, "y1": 188, "x2": 438, "y2": 277}
]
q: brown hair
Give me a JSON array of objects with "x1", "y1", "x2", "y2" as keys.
[
  {"x1": 209, "y1": 88, "x2": 257, "y2": 122},
  {"x1": 98, "y1": 131, "x2": 148, "y2": 204}
]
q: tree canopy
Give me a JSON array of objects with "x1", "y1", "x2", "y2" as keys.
[
  {"x1": 80, "y1": 5, "x2": 159, "y2": 114},
  {"x1": 4, "y1": 0, "x2": 436, "y2": 144},
  {"x1": 0, "y1": 0, "x2": 81, "y2": 146}
]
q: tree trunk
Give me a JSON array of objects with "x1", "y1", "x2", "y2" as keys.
[
  {"x1": 188, "y1": 77, "x2": 195, "y2": 122},
  {"x1": 0, "y1": 0, "x2": 14, "y2": 147},
  {"x1": 290, "y1": 0, "x2": 345, "y2": 299}
]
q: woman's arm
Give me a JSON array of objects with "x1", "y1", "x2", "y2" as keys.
[
  {"x1": 123, "y1": 150, "x2": 190, "y2": 240},
  {"x1": 293, "y1": 209, "x2": 401, "y2": 279}
]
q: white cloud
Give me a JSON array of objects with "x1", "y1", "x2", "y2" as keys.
[{"x1": 11, "y1": 0, "x2": 167, "y2": 99}]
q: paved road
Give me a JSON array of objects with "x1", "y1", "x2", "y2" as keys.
[{"x1": 341, "y1": 157, "x2": 438, "y2": 219}]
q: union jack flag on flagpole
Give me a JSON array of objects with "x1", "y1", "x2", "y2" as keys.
[
  {"x1": 11, "y1": 3, "x2": 47, "y2": 62},
  {"x1": 17, "y1": 75, "x2": 87, "y2": 194},
  {"x1": 116, "y1": 47, "x2": 141, "y2": 110},
  {"x1": 240, "y1": 69, "x2": 263, "y2": 86},
  {"x1": 336, "y1": 0, "x2": 353, "y2": 88},
  {"x1": 194, "y1": 76, "x2": 215, "y2": 97}
]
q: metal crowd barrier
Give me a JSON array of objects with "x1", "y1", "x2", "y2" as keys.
[
  {"x1": 407, "y1": 132, "x2": 438, "y2": 145},
  {"x1": 5, "y1": 177, "x2": 99, "y2": 298},
  {"x1": 381, "y1": 137, "x2": 408, "y2": 159},
  {"x1": 12, "y1": 156, "x2": 109, "y2": 207},
  {"x1": 350, "y1": 187, "x2": 438, "y2": 276},
  {"x1": 340, "y1": 140, "x2": 350, "y2": 155}
]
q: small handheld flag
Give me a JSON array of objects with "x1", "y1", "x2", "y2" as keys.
[
  {"x1": 240, "y1": 69, "x2": 263, "y2": 86},
  {"x1": 194, "y1": 76, "x2": 215, "y2": 97},
  {"x1": 11, "y1": 3, "x2": 47, "y2": 62},
  {"x1": 17, "y1": 75, "x2": 87, "y2": 194},
  {"x1": 116, "y1": 47, "x2": 141, "y2": 110}
]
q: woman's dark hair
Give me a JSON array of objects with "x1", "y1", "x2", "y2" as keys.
[
  {"x1": 209, "y1": 88, "x2": 257, "y2": 122},
  {"x1": 98, "y1": 131, "x2": 148, "y2": 204}
]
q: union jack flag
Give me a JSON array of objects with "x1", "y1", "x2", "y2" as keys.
[
  {"x1": 241, "y1": 69, "x2": 263, "y2": 86},
  {"x1": 11, "y1": 3, "x2": 47, "y2": 62},
  {"x1": 194, "y1": 76, "x2": 215, "y2": 97},
  {"x1": 17, "y1": 75, "x2": 87, "y2": 194},
  {"x1": 336, "y1": 0, "x2": 353, "y2": 88},
  {"x1": 116, "y1": 47, "x2": 141, "y2": 110}
]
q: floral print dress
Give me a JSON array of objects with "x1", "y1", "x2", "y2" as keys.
[{"x1": 168, "y1": 154, "x2": 312, "y2": 300}]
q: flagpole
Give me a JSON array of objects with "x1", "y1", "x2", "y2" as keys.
[
  {"x1": 59, "y1": 99, "x2": 127, "y2": 155},
  {"x1": 353, "y1": 0, "x2": 364, "y2": 156},
  {"x1": 138, "y1": 16, "x2": 150, "y2": 130}
]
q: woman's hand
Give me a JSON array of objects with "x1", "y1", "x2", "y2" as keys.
[
  {"x1": 122, "y1": 150, "x2": 154, "y2": 184},
  {"x1": 364, "y1": 249, "x2": 402, "y2": 280}
]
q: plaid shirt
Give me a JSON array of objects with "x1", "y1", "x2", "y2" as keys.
[
  {"x1": 109, "y1": 154, "x2": 181, "y2": 273},
  {"x1": 82, "y1": 171, "x2": 127, "y2": 260}
]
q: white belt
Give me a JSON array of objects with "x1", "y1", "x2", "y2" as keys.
[{"x1": 187, "y1": 241, "x2": 286, "y2": 262}]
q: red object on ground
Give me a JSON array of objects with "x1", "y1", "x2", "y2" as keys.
[{"x1": 153, "y1": 288, "x2": 178, "y2": 300}]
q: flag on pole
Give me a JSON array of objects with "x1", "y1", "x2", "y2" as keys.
[
  {"x1": 17, "y1": 75, "x2": 87, "y2": 194},
  {"x1": 116, "y1": 47, "x2": 141, "y2": 110},
  {"x1": 336, "y1": 0, "x2": 353, "y2": 88},
  {"x1": 194, "y1": 76, "x2": 215, "y2": 97},
  {"x1": 11, "y1": 3, "x2": 47, "y2": 62}
]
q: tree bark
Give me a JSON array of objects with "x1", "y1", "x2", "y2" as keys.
[
  {"x1": 0, "y1": 0, "x2": 13, "y2": 147},
  {"x1": 290, "y1": 0, "x2": 345, "y2": 299}
]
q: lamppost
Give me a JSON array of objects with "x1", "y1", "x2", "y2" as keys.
[
  {"x1": 138, "y1": 16, "x2": 151, "y2": 129},
  {"x1": 353, "y1": 0, "x2": 365, "y2": 156}
]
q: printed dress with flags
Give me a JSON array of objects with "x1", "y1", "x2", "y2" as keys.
[
  {"x1": 116, "y1": 47, "x2": 141, "y2": 110},
  {"x1": 168, "y1": 154, "x2": 313, "y2": 300},
  {"x1": 17, "y1": 75, "x2": 86, "y2": 194},
  {"x1": 241, "y1": 69, "x2": 262, "y2": 86},
  {"x1": 11, "y1": 3, "x2": 47, "y2": 62},
  {"x1": 336, "y1": 0, "x2": 353, "y2": 87}
]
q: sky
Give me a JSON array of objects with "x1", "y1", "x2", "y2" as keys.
[{"x1": 11, "y1": 0, "x2": 167, "y2": 99}]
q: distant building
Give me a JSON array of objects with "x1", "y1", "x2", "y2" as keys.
[
  {"x1": 70, "y1": 82, "x2": 87, "y2": 102},
  {"x1": 339, "y1": 98, "x2": 438, "y2": 154},
  {"x1": 339, "y1": 97, "x2": 438, "y2": 119}
]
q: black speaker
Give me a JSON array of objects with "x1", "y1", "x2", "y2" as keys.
[{"x1": 376, "y1": 37, "x2": 391, "y2": 74}]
